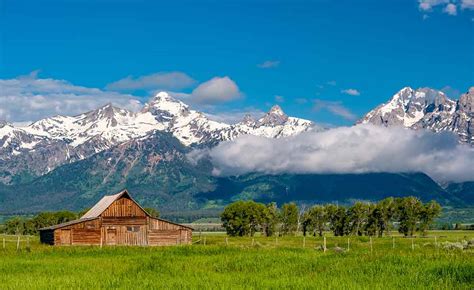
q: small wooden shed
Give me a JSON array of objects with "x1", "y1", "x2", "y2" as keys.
[{"x1": 39, "y1": 190, "x2": 192, "y2": 246}]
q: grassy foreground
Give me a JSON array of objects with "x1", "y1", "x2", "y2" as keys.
[{"x1": 1, "y1": 231, "x2": 473, "y2": 289}]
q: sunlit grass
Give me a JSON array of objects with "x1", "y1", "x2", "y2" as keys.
[{"x1": 0, "y1": 231, "x2": 473, "y2": 289}]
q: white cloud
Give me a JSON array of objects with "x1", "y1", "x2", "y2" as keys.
[
  {"x1": 461, "y1": 0, "x2": 474, "y2": 9},
  {"x1": 257, "y1": 60, "x2": 280, "y2": 69},
  {"x1": 418, "y1": 0, "x2": 473, "y2": 15},
  {"x1": 106, "y1": 72, "x2": 196, "y2": 91},
  {"x1": 295, "y1": 98, "x2": 308, "y2": 104},
  {"x1": 189, "y1": 125, "x2": 474, "y2": 182},
  {"x1": 444, "y1": 3, "x2": 458, "y2": 15},
  {"x1": 326, "y1": 80, "x2": 337, "y2": 86},
  {"x1": 419, "y1": 0, "x2": 449, "y2": 11},
  {"x1": 191, "y1": 76, "x2": 242, "y2": 104},
  {"x1": 0, "y1": 72, "x2": 143, "y2": 122},
  {"x1": 274, "y1": 95, "x2": 285, "y2": 103},
  {"x1": 313, "y1": 99, "x2": 357, "y2": 121},
  {"x1": 341, "y1": 89, "x2": 361, "y2": 96}
]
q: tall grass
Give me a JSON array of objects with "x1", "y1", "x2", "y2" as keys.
[{"x1": 0, "y1": 231, "x2": 472, "y2": 289}]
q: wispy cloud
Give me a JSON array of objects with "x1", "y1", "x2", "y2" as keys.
[
  {"x1": 189, "y1": 125, "x2": 474, "y2": 182},
  {"x1": 444, "y1": 3, "x2": 457, "y2": 15},
  {"x1": 341, "y1": 89, "x2": 361, "y2": 96},
  {"x1": 0, "y1": 72, "x2": 142, "y2": 122},
  {"x1": 419, "y1": 0, "x2": 449, "y2": 11},
  {"x1": 257, "y1": 60, "x2": 280, "y2": 69},
  {"x1": 313, "y1": 99, "x2": 357, "y2": 121},
  {"x1": 326, "y1": 80, "x2": 337, "y2": 86},
  {"x1": 274, "y1": 95, "x2": 285, "y2": 103},
  {"x1": 461, "y1": 0, "x2": 474, "y2": 9},
  {"x1": 418, "y1": 0, "x2": 473, "y2": 15},
  {"x1": 295, "y1": 98, "x2": 308, "y2": 104},
  {"x1": 106, "y1": 71, "x2": 196, "y2": 91}
]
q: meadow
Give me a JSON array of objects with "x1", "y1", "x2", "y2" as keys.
[{"x1": 0, "y1": 231, "x2": 473, "y2": 289}]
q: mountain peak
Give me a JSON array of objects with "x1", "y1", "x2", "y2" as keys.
[
  {"x1": 258, "y1": 105, "x2": 289, "y2": 126},
  {"x1": 268, "y1": 104, "x2": 285, "y2": 116},
  {"x1": 240, "y1": 114, "x2": 255, "y2": 125},
  {"x1": 0, "y1": 120, "x2": 11, "y2": 128},
  {"x1": 142, "y1": 91, "x2": 189, "y2": 117}
]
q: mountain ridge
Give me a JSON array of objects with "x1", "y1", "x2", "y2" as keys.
[
  {"x1": 359, "y1": 86, "x2": 473, "y2": 145},
  {"x1": 0, "y1": 92, "x2": 315, "y2": 184}
]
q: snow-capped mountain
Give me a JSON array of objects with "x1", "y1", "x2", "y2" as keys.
[
  {"x1": 359, "y1": 87, "x2": 473, "y2": 145},
  {"x1": 0, "y1": 92, "x2": 316, "y2": 183}
]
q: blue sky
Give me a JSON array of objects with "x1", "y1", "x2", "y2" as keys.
[{"x1": 0, "y1": 0, "x2": 473, "y2": 125}]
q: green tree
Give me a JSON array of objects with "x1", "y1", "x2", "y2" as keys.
[
  {"x1": 221, "y1": 201, "x2": 267, "y2": 236},
  {"x1": 261, "y1": 202, "x2": 278, "y2": 237},
  {"x1": 144, "y1": 207, "x2": 160, "y2": 218},
  {"x1": 303, "y1": 205, "x2": 327, "y2": 236},
  {"x1": 325, "y1": 204, "x2": 349, "y2": 236},
  {"x1": 365, "y1": 204, "x2": 381, "y2": 236},
  {"x1": 377, "y1": 197, "x2": 396, "y2": 236},
  {"x1": 4, "y1": 217, "x2": 27, "y2": 235},
  {"x1": 418, "y1": 200, "x2": 442, "y2": 235},
  {"x1": 397, "y1": 197, "x2": 423, "y2": 237},
  {"x1": 348, "y1": 202, "x2": 369, "y2": 236},
  {"x1": 279, "y1": 203, "x2": 299, "y2": 235}
]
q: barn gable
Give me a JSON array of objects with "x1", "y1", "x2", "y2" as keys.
[{"x1": 81, "y1": 190, "x2": 147, "y2": 219}]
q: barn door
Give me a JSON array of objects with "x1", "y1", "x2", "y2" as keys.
[
  {"x1": 106, "y1": 229, "x2": 117, "y2": 245},
  {"x1": 60, "y1": 229, "x2": 71, "y2": 245}
]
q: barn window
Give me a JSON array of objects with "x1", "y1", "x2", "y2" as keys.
[{"x1": 126, "y1": 226, "x2": 140, "y2": 232}]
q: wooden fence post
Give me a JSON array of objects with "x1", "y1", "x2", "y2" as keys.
[
  {"x1": 392, "y1": 236, "x2": 395, "y2": 249},
  {"x1": 303, "y1": 236, "x2": 306, "y2": 248},
  {"x1": 323, "y1": 236, "x2": 327, "y2": 252},
  {"x1": 16, "y1": 235, "x2": 20, "y2": 251},
  {"x1": 370, "y1": 236, "x2": 373, "y2": 254},
  {"x1": 347, "y1": 238, "x2": 350, "y2": 251},
  {"x1": 3, "y1": 237, "x2": 5, "y2": 249},
  {"x1": 275, "y1": 236, "x2": 278, "y2": 246},
  {"x1": 251, "y1": 237, "x2": 255, "y2": 246},
  {"x1": 411, "y1": 237, "x2": 414, "y2": 251},
  {"x1": 225, "y1": 236, "x2": 228, "y2": 246}
]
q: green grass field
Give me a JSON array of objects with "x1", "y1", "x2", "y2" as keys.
[{"x1": 1, "y1": 231, "x2": 473, "y2": 289}]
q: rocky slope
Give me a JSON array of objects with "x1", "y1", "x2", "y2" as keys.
[
  {"x1": 0, "y1": 92, "x2": 316, "y2": 184},
  {"x1": 360, "y1": 87, "x2": 473, "y2": 145}
]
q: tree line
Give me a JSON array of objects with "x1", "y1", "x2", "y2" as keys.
[
  {"x1": 1, "y1": 207, "x2": 160, "y2": 235},
  {"x1": 221, "y1": 197, "x2": 442, "y2": 237}
]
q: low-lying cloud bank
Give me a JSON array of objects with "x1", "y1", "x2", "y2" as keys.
[{"x1": 188, "y1": 125, "x2": 474, "y2": 183}]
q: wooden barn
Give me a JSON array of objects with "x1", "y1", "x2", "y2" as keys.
[{"x1": 39, "y1": 190, "x2": 192, "y2": 246}]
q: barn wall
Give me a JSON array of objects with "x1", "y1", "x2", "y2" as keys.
[
  {"x1": 102, "y1": 197, "x2": 147, "y2": 217},
  {"x1": 148, "y1": 217, "x2": 192, "y2": 245},
  {"x1": 52, "y1": 219, "x2": 102, "y2": 245},
  {"x1": 102, "y1": 217, "x2": 146, "y2": 226}
]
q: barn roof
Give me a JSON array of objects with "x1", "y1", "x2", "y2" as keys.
[
  {"x1": 81, "y1": 189, "x2": 134, "y2": 219},
  {"x1": 39, "y1": 217, "x2": 98, "y2": 230}
]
